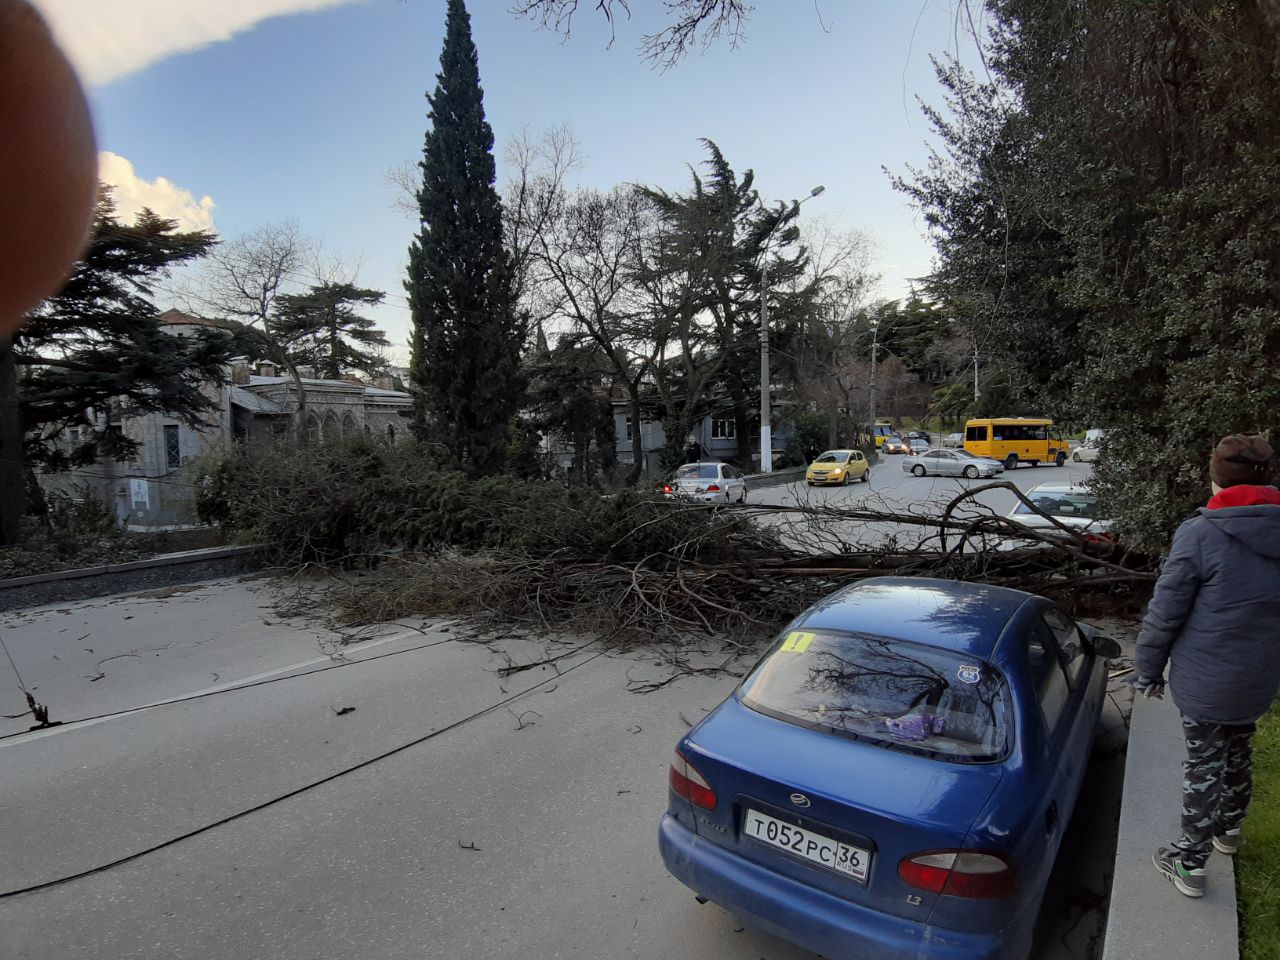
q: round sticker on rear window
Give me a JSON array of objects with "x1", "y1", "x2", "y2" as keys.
[{"x1": 957, "y1": 664, "x2": 981, "y2": 684}]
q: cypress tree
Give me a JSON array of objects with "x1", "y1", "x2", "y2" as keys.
[{"x1": 406, "y1": 0, "x2": 523, "y2": 468}]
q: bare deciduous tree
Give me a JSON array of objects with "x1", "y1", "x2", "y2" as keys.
[
  {"x1": 510, "y1": 0, "x2": 754, "y2": 69},
  {"x1": 533, "y1": 185, "x2": 659, "y2": 484},
  {"x1": 178, "y1": 222, "x2": 317, "y2": 441}
]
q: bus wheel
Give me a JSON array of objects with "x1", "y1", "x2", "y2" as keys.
[
  {"x1": 1055, "y1": 451, "x2": 1067, "y2": 467},
  {"x1": 1004, "y1": 454, "x2": 1018, "y2": 471}
]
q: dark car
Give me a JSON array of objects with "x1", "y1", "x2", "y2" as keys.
[{"x1": 660, "y1": 577, "x2": 1117, "y2": 960}]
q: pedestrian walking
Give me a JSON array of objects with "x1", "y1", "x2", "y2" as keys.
[{"x1": 1130, "y1": 434, "x2": 1280, "y2": 898}]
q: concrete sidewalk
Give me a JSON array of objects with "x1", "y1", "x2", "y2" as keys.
[{"x1": 1102, "y1": 693, "x2": 1239, "y2": 960}]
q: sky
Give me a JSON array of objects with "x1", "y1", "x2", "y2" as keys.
[{"x1": 34, "y1": 0, "x2": 985, "y2": 359}]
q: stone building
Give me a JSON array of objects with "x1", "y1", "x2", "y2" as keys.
[{"x1": 39, "y1": 310, "x2": 413, "y2": 529}]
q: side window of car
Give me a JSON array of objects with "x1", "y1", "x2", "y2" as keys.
[
  {"x1": 1026, "y1": 621, "x2": 1071, "y2": 734},
  {"x1": 1043, "y1": 606, "x2": 1087, "y2": 688}
]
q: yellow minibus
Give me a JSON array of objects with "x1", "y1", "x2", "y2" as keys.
[{"x1": 963, "y1": 418, "x2": 1070, "y2": 469}]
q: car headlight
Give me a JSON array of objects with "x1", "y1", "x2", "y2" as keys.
[{"x1": 831, "y1": 468, "x2": 843, "y2": 475}]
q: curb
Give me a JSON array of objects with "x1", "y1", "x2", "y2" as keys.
[
  {"x1": 0, "y1": 545, "x2": 264, "y2": 613},
  {"x1": 1101, "y1": 694, "x2": 1239, "y2": 960}
]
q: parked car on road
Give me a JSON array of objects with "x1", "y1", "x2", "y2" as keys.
[
  {"x1": 1071, "y1": 441, "x2": 1101, "y2": 463},
  {"x1": 904, "y1": 430, "x2": 931, "y2": 444},
  {"x1": 1008, "y1": 482, "x2": 1111, "y2": 540},
  {"x1": 903, "y1": 448, "x2": 1004, "y2": 479},
  {"x1": 663, "y1": 462, "x2": 748, "y2": 503},
  {"x1": 942, "y1": 432, "x2": 965, "y2": 448},
  {"x1": 660, "y1": 577, "x2": 1118, "y2": 960},
  {"x1": 882, "y1": 437, "x2": 909, "y2": 455},
  {"x1": 806, "y1": 449, "x2": 870, "y2": 486}
]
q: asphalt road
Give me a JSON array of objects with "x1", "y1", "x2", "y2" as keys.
[
  {"x1": 749, "y1": 455, "x2": 1096, "y2": 552},
  {"x1": 0, "y1": 569, "x2": 1123, "y2": 960}
]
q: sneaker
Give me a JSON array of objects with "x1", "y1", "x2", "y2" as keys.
[
  {"x1": 1153, "y1": 847, "x2": 1206, "y2": 898},
  {"x1": 1213, "y1": 831, "x2": 1241, "y2": 856}
]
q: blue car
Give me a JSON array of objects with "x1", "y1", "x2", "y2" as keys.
[{"x1": 659, "y1": 577, "x2": 1114, "y2": 960}]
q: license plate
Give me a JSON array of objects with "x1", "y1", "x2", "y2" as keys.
[{"x1": 743, "y1": 809, "x2": 871, "y2": 882}]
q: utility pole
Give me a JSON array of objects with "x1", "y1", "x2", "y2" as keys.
[
  {"x1": 972, "y1": 342, "x2": 980, "y2": 401},
  {"x1": 758, "y1": 184, "x2": 823, "y2": 473},
  {"x1": 868, "y1": 322, "x2": 879, "y2": 430}
]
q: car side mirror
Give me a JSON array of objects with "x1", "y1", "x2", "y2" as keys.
[{"x1": 1090, "y1": 635, "x2": 1123, "y2": 659}]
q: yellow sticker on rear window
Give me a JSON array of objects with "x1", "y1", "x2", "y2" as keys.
[{"x1": 780, "y1": 631, "x2": 815, "y2": 653}]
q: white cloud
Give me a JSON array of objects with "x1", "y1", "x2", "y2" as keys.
[
  {"x1": 98, "y1": 151, "x2": 216, "y2": 233},
  {"x1": 30, "y1": 0, "x2": 368, "y2": 87}
]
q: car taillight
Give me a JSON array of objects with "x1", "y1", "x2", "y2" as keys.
[
  {"x1": 898, "y1": 850, "x2": 1014, "y2": 899},
  {"x1": 669, "y1": 750, "x2": 717, "y2": 810},
  {"x1": 662, "y1": 484, "x2": 673, "y2": 493},
  {"x1": 706, "y1": 484, "x2": 720, "y2": 492}
]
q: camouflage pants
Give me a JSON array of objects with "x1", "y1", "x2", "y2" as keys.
[{"x1": 1175, "y1": 717, "x2": 1256, "y2": 869}]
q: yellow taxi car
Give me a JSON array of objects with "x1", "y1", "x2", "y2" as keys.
[{"x1": 805, "y1": 449, "x2": 871, "y2": 486}]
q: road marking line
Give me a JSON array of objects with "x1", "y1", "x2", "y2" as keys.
[{"x1": 0, "y1": 628, "x2": 437, "y2": 749}]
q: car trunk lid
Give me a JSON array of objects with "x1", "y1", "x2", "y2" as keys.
[{"x1": 683, "y1": 698, "x2": 1005, "y2": 923}]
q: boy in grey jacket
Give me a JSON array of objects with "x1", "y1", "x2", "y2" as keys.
[{"x1": 1131, "y1": 434, "x2": 1280, "y2": 897}]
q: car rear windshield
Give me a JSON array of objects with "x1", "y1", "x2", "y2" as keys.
[
  {"x1": 1014, "y1": 492, "x2": 1099, "y2": 519},
  {"x1": 738, "y1": 630, "x2": 1010, "y2": 762},
  {"x1": 675, "y1": 464, "x2": 717, "y2": 479}
]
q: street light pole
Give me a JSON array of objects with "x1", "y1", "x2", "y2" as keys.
[{"x1": 759, "y1": 184, "x2": 824, "y2": 473}]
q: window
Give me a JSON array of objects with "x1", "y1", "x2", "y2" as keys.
[
  {"x1": 1013, "y1": 492, "x2": 1099, "y2": 519},
  {"x1": 933, "y1": 451, "x2": 954, "y2": 460},
  {"x1": 711, "y1": 418, "x2": 735, "y2": 439},
  {"x1": 675, "y1": 464, "x2": 718, "y2": 480},
  {"x1": 1043, "y1": 607, "x2": 1088, "y2": 688},
  {"x1": 739, "y1": 629, "x2": 1011, "y2": 762},
  {"x1": 966, "y1": 425, "x2": 988, "y2": 442},
  {"x1": 164, "y1": 425, "x2": 181, "y2": 469},
  {"x1": 992, "y1": 423, "x2": 1048, "y2": 442},
  {"x1": 1026, "y1": 621, "x2": 1071, "y2": 733},
  {"x1": 625, "y1": 416, "x2": 634, "y2": 442}
]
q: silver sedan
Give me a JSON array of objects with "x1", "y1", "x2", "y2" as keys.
[{"x1": 902, "y1": 448, "x2": 1005, "y2": 479}]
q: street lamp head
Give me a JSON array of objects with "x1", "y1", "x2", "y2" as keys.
[{"x1": 809, "y1": 185, "x2": 826, "y2": 197}]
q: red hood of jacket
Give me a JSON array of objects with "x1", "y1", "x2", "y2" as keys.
[{"x1": 1207, "y1": 485, "x2": 1280, "y2": 510}]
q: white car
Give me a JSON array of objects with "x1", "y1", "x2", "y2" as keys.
[
  {"x1": 663, "y1": 462, "x2": 748, "y2": 503},
  {"x1": 1008, "y1": 482, "x2": 1112, "y2": 537},
  {"x1": 942, "y1": 433, "x2": 965, "y2": 448},
  {"x1": 1071, "y1": 440, "x2": 1101, "y2": 463},
  {"x1": 902, "y1": 448, "x2": 1004, "y2": 479}
]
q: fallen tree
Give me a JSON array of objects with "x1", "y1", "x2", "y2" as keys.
[{"x1": 200, "y1": 440, "x2": 1154, "y2": 645}]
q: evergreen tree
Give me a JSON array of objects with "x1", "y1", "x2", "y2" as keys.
[
  {"x1": 639, "y1": 140, "x2": 812, "y2": 467},
  {"x1": 273, "y1": 282, "x2": 389, "y2": 380},
  {"x1": 406, "y1": 0, "x2": 523, "y2": 469},
  {"x1": 0, "y1": 189, "x2": 245, "y2": 544},
  {"x1": 524, "y1": 334, "x2": 616, "y2": 485}
]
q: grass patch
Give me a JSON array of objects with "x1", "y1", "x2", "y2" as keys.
[{"x1": 1240, "y1": 704, "x2": 1280, "y2": 960}]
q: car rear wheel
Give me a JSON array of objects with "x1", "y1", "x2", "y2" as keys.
[
  {"x1": 912, "y1": 464, "x2": 925, "y2": 477},
  {"x1": 1072, "y1": 451, "x2": 1082, "y2": 463},
  {"x1": 862, "y1": 470, "x2": 871, "y2": 483},
  {"x1": 1055, "y1": 451, "x2": 1067, "y2": 467},
  {"x1": 738, "y1": 487, "x2": 747, "y2": 504},
  {"x1": 1004, "y1": 454, "x2": 1018, "y2": 471},
  {"x1": 962, "y1": 465, "x2": 978, "y2": 479}
]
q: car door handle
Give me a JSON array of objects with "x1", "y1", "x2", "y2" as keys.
[{"x1": 1045, "y1": 801, "x2": 1059, "y2": 835}]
